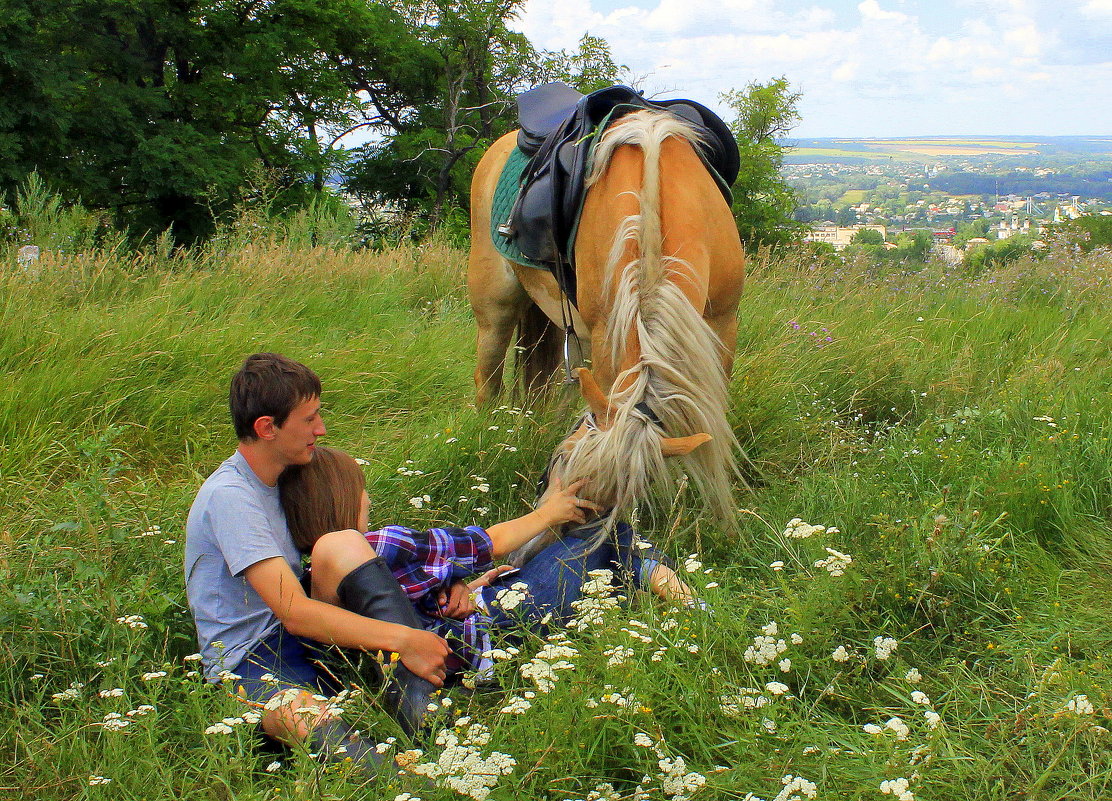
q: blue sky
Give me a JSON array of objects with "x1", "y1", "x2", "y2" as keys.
[{"x1": 512, "y1": 0, "x2": 1112, "y2": 137}]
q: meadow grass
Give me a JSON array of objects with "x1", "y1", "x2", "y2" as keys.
[{"x1": 2, "y1": 229, "x2": 1111, "y2": 800}]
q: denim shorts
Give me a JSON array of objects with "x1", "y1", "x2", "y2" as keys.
[{"x1": 231, "y1": 627, "x2": 342, "y2": 704}]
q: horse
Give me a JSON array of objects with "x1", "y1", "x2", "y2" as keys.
[{"x1": 468, "y1": 108, "x2": 745, "y2": 532}]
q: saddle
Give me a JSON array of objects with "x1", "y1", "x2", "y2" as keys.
[{"x1": 496, "y1": 82, "x2": 740, "y2": 306}]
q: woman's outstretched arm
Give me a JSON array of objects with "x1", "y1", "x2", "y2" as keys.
[{"x1": 484, "y1": 478, "x2": 600, "y2": 558}]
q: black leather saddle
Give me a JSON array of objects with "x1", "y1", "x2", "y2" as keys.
[{"x1": 500, "y1": 82, "x2": 739, "y2": 306}]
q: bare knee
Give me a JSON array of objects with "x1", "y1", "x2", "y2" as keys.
[
  {"x1": 310, "y1": 530, "x2": 377, "y2": 605},
  {"x1": 260, "y1": 689, "x2": 335, "y2": 744}
]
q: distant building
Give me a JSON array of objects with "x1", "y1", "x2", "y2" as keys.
[{"x1": 804, "y1": 224, "x2": 887, "y2": 250}]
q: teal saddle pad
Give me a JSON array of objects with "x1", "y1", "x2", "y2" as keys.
[{"x1": 489, "y1": 146, "x2": 549, "y2": 270}]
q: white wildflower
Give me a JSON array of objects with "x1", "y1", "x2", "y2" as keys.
[
  {"x1": 770, "y1": 561, "x2": 785, "y2": 571},
  {"x1": 924, "y1": 711, "x2": 941, "y2": 729},
  {"x1": 779, "y1": 658, "x2": 792, "y2": 672},
  {"x1": 98, "y1": 688, "x2": 124, "y2": 698},
  {"x1": 88, "y1": 776, "x2": 112, "y2": 786},
  {"x1": 905, "y1": 668, "x2": 921, "y2": 683},
  {"x1": 880, "y1": 777, "x2": 914, "y2": 801},
  {"x1": 814, "y1": 547, "x2": 853, "y2": 576},
  {"x1": 409, "y1": 495, "x2": 431, "y2": 509},
  {"x1": 116, "y1": 615, "x2": 148, "y2": 630},
  {"x1": 765, "y1": 681, "x2": 790, "y2": 696},
  {"x1": 783, "y1": 518, "x2": 825, "y2": 539},
  {"x1": 772, "y1": 773, "x2": 818, "y2": 801},
  {"x1": 634, "y1": 732, "x2": 654, "y2": 747},
  {"x1": 873, "y1": 636, "x2": 899, "y2": 660},
  {"x1": 863, "y1": 723, "x2": 883, "y2": 735},
  {"x1": 141, "y1": 671, "x2": 167, "y2": 681},
  {"x1": 885, "y1": 717, "x2": 911, "y2": 740},
  {"x1": 832, "y1": 646, "x2": 850, "y2": 663},
  {"x1": 911, "y1": 691, "x2": 931, "y2": 706},
  {"x1": 1066, "y1": 694, "x2": 1096, "y2": 715},
  {"x1": 266, "y1": 761, "x2": 281, "y2": 772}
]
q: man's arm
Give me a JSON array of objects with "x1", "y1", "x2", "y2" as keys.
[{"x1": 243, "y1": 557, "x2": 451, "y2": 686}]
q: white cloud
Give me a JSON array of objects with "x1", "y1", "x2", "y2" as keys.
[
  {"x1": 514, "y1": 0, "x2": 1112, "y2": 135},
  {"x1": 1080, "y1": 0, "x2": 1112, "y2": 16},
  {"x1": 857, "y1": 0, "x2": 910, "y2": 22}
]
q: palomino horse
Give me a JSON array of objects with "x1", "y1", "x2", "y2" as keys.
[{"x1": 468, "y1": 109, "x2": 745, "y2": 526}]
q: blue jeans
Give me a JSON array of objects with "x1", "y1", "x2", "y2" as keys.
[{"x1": 478, "y1": 522, "x2": 667, "y2": 633}]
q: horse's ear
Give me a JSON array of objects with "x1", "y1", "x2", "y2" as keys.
[
  {"x1": 577, "y1": 367, "x2": 616, "y2": 428},
  {"x1": 660, "y1": 432, "x2": 712, "y2": 457}
]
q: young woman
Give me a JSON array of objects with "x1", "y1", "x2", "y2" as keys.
[{"x1": 278, "y1": 446, "x2": 698, "y2": 678}]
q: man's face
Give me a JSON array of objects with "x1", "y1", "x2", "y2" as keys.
[{"x1": 272, "y1": 396, "x2": 326, "y2": 467}]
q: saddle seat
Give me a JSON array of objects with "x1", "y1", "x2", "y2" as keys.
[{"x1": 493, "y1": 82, "x2": 739, "y2": 306}]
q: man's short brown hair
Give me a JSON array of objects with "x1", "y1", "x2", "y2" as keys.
[{"x1": 230, "y1": 353, "x2": 322, "y2": 441}]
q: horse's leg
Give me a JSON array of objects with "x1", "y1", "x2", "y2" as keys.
[
  {"x1": 469, "y1": 253, "x2": 529, "y2": 405},
  {"x1": 469, "y1": 132, "x2": 529, "y2": 404},
  {"x1": 705, "y1": 307, "x2": 739, "y2": 380}
]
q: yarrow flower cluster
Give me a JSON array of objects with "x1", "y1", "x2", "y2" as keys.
[
  {"x1": 719, "y1": 688, "x2": 770, "y2": 716},
  {"x1": 409, "y1": 719, "x2": 516, "y2": 801},
  {"x1": 498, "y1": 692, "x2": 535, "y2": 715},
  {"x1": 116, "y1": 615, "x2": 148, "y2": 630},
  {"x1": 744, "y1": 622, "x2": 789, "y2": 667},
  {"x1": 771, "y1": 773, "x2": 818, "y2": 801},
  {"x1": 880, "y1": 777, "x2": 915, "y2": 801},
  {"x1": 783, "y1": 518, "x2": 834, "y2": 540},
  {"x1": 814, "y1": 547, "x2": 853, "y2": 576},
  {"x1": 873, "y1": 636, "x2": 899, "y2": 660},
  {"x1": 493, "y1": 582, "x2": 529, "y2": 612},
  {"x1": 51, "y1": 681, "x2": 84, "y2": 701},
  {"x1": 1066, "y1": 694, "x2": 1096, "y2": 715},
  {"x1": 568, "y1": 569, "x2": 625, "y2": 632},
  {"x1": 519, "y1": 635, "x2": 578, "y2": 693}
]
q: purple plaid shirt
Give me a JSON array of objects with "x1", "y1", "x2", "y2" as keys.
[{"x1": 364, "y1": 525, "x2": 495, "y2": 669}]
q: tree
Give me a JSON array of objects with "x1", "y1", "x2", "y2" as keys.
[
  {"x1": 852, "y1": 228, "x2": 884, "y2": 246},
  {"x1": 345, "y1": 8, "x2": 625, "y2": 228},
  {"x1": 0, "y1": 0, "x2": 435, "y2": 240},
  {"x1": 720, "y1": 77, "x2": 806, "y2": 249}
]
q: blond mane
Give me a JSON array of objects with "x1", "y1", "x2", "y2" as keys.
[{"x1": 545, "y1": 109, "x2": 740, "y2": 543}]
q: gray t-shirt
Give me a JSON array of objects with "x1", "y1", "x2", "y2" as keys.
[{"x1": 184, "y1": 451, "x2": 303, "y2": 680}]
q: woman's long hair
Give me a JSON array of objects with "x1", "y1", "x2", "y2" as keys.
[{"x1": 279, "y1": 446, "x2": 365, "y2": 552}]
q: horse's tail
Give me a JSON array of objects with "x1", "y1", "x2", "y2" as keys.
[
  {"x1": 558, "y1": 110, "x2": 740, "y2": 530},
  {"x1": 513, "y1": 302, "x2": 562, "y2": 397}
]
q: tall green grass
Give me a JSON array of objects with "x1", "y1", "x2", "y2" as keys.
[{"x1": 2, "y1": 219, "x2": 1111, "y2": 799}]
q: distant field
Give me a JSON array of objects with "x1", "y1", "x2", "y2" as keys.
[{"x1": 784, "y1": 135, "x2": 1112, "y2": 164}]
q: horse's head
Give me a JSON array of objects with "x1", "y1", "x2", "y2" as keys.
[
  {"x1": 538, "y1": 367, "x2": 713, "y2": 512},
  {"x1": 568, "y1": 367, "x2": 712, "y2": 455}
]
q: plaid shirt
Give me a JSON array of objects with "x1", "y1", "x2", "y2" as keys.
[{"x1": 364, "y1": 525, "x2": 495, "y2": 670}]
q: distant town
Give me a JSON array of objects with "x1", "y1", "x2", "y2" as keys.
[{"x1": 781, "y1": 136, "x2": 1112, "y2": 259}]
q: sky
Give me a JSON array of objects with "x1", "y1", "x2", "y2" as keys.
[{"x1": 511, "y1": 0, "x2": 1112, "y2": 137}]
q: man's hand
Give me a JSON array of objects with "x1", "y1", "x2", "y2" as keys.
[
  {"x1": 395, "y1": 627, "x2": 452, "y2": 687},
  {"x1": 436, "y1": 580, "x2": 476, "y2": 620}
]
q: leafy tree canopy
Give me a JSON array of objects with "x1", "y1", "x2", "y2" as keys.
[
  {"x1": 720, "y1": 77, "x2": 806, "y2": 250},
  {"x1": 0, "y1": 0, "x2": 436, "y2": 240}
]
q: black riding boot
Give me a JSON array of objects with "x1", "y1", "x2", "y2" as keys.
[
  {"x1": 335, "y1": 557, "x2": 439, "y2": 736},
  {"x1": 305, "y1": 718, "x2": 389, "y2": 776}
]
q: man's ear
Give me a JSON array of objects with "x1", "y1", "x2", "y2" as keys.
[{"x1": 253, "y1": 416, "x2": 278, "y2": 441}]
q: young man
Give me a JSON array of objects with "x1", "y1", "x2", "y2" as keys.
[{"x1": 185, "y1": 353, "x2": 451, "y2": 764}]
